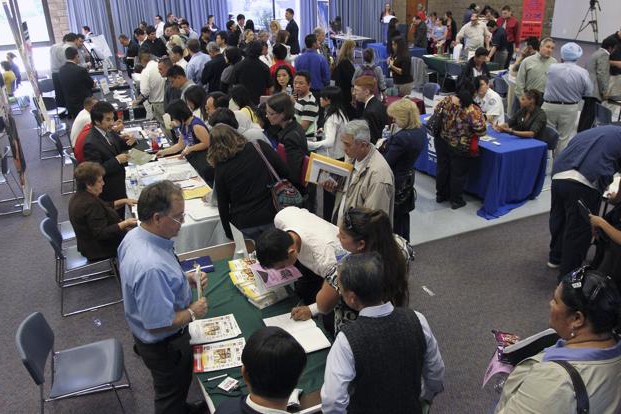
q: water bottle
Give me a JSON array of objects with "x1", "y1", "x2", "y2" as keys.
[
  {"x1": 382, "y1": 125, "x2": 391, "y2": 141},
  {"x1": 286, "y1": 84, "x2": 293, "y2": 95},
  {"x1": 129, "y1": 106, "x2": 135, "y2": 122},
  {"x1": 103, "y1": 59, "x2": 109, "y2": 79},
  {"x1": 129, "y1": 169, "x2": 138, "y2": 189}
]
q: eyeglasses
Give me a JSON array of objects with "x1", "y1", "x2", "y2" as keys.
[
  {"x1": 167, "y1": 212, "x2": 186, "y2": 225},
  {"x1": 567, "y1": 265, "x2": 609, "y2": 304}
]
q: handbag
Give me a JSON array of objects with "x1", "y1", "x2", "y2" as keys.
[
  {"x1": 252, "y1": 141, "x2": 304, "y2": 211},
  {"x1": 426, "y1": 106, "x2": 444, "y2": 138},
  {"x1": 550, "y1": 360, "x2": 589, "y2": 414},
  {"x1": 395, "y1": 170, "x2": 416, "y2": 212}
]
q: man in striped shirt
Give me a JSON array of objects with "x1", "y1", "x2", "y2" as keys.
[{"x1": 293, "y1": 71, "x2": 319, "y2": 140}]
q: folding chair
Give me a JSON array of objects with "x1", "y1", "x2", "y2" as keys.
[
  {"x1": 39, "y1": 217, "x2": 123, "y2": 316},
  {"x1": 37, "y1": 193, "x2": 76, "y2": 242},
  {"x1": 16, "y1": 311, "x2": 131, "y2": 413},
  {"x1": 541, "y1": 125, "x2": 560, "y2": 175},
  {"x1": 442, "y1": 61, "x2": 462, "y2": 91},
  {"x1": 0, "y1": 145, "x2": 24, "y2": 214},
  {"x1": 49, "y1": 133, "x2": 75, "y2": 195},
  {"x1": 595, "y1": 102, "x2": 621, "y2": 126},
  {"x1": 422, "y1": 82, "x2": 441, "y2": 107},
  {"x1": 492, "y1": 77, "x2": 509, "y2": 97}
]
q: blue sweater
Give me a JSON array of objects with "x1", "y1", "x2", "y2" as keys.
[
  {"x1": 293, "y1": 49, "x2": 330, "y2": 91},
  {"x1": 552, "y1": 126, "x2": 621, "y2": 192}
]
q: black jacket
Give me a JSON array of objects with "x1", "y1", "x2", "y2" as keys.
[
  {"x1": 68, "y1": 191, "x2": 124, "y2": 261},
  {"x1": 215, "y1": 141, "x2": 291, "y2": 239},
  {"x1": 201, "y1": 53, "x2": 227, "y2": 92},
  {"x1": 125, "y1": 39, "x2": 140, "y2": 69},
  {"x1": 58, "y1": 62, "x2": 94, "y2": 118},
  {"x1": 457, "y1": 58, "x2": 490, "y2": 90},
  {"x1": 82, "y1": 128, "x2": 132, "y2": 203},
  {"x1": 233, "y1": 57, "x2": 273, "y2": 104},
  {"x1": 362, "y1": 96, "x2": 388, "y2": 144},
  {"x1": 277, "y1": 120, "x2": 309, "y2": 188},
  {"x1": 139, "y1": 38, "x2": 167, "y2": 57},
  {"x1": 285, "y1": 19, "x2": 300, "y2": 54}
]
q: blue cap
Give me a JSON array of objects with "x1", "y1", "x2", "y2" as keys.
[{"x1": 561, "y1": 42, "x2": 582, "y2": 61}]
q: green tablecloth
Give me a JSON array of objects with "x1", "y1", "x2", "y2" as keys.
[
  {"x1": 195, "y1": 259, "x2": 329, "y2": 407},
  {"x1": 422, "y1": 54, "x2": 500, "y2": 76}
]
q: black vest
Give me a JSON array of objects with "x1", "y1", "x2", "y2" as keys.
[{"x1": 341, "y1": 307, "x2": 426, "y2": 414}]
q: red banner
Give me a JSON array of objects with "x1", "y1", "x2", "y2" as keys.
[{"x1": 520, "y1": 0, "x2": 546, "y2": 40}]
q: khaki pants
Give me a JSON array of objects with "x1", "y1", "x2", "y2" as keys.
[{"x1": 542, "y1": 102, "x2": 579, "y2": 157}]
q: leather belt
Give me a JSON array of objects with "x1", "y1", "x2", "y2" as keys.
[{"x1": 544, "y1": 100, "x2": 579, "y2": 105}]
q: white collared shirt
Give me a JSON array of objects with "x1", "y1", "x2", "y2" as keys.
[
  {"x1": 246, "y1": 396, "x2": 289, "y2": 414},
  {"x1": 139, "y1": 60, "x2": 166, "y2": 103},
  {"x1": 475, "y1": 87, "x2": 505, "y2": 124}
]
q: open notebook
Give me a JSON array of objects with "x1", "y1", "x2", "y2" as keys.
[{"x1": 263, "y1": 313, "x2": 331, "y2": 353}]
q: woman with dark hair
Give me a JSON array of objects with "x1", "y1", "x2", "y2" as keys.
[
  {"x1": 387, "y1": 36, "x2": 413, "y2": 96},
  {"x1": 273, "y1": 65, "x2": 294, "y2": 94},
  {"x1": 244, "y1": 19, "x2": 255, "y2": 32},
  {"x1": 444, "y1": 11, "x2": 457, "y2": 53},
  {"x1": 229, "y1": 84, "x2": 260, "y2": 124},
  {"x1": 239, "y1": 29, "x2": 255, "y2": 51},
  {"x1": 383, "y1": 98, "x2": 426, "y2": 240},
  {"x1": 220, "y1": 46, "x2": 243, "y2": 93},
  {"x1": 208, "y1": 124, "x2": 291, "y2": 240},
  {"x1": 381, "y1": 3, "x2": 396, "y2": 45},
  {"x1": 493, "y1": 89, "x2": 547, "y2": 139},
  {"x1": 157, "y1": 99, "x2": 213, "y2": 184},
  {"x1": 433, "y1": 80, "x2": 487, "y2": 209},
  {"x1": 290, "y1": 207, "x2": 413, "y2": 333},
  {"x1": 275, "y1": 29, "x2": 291, "y2": 60},
  {"x1": 494, "y1": 267, "x2": 621, "y2": 413},
  {"x1": 386, "y1": 17, "x2": 400, "y2": 56},
  {"x1": 68, "y1": 162, "x2": 137, "y2": 261},
  {"x1": 183, "y1": 84, "x2": 208, "y2": 122},
  {"x1": 331, "y1": 40, "x2": 356, "y2": 117},
  {"x1": 265, "y1": 93, "x2": 309, "y2": 190}
]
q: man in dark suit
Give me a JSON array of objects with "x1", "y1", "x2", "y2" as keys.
[
  {"x1": 201, "y1": 41, "x2": 228, "y2": 92},
  {"x1": 353, "y1": 76, "x2": 387, "y2": 144},
  {"x1": 83, "y1": 101, "x2": 136, "y2": 215},
  {"x1": 285, "y1": 8, "x2": 300, "y2": 55},
  {"x1": 119, "y1": 29, "x2": 143, "y2": 74},
  {"x1": 58, "y1": 46, "x2": 94, "y2": 118},
  {"x1": 139, "y1": 25, "x2": 167, "y2": 58}
]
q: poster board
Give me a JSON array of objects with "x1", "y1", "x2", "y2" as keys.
[
  {"x1": 550, "y1": 0, "x2": 620, "y2": 42},
  {"x1": 519, "y1": 0, "x2": 546, "y2": 41}
]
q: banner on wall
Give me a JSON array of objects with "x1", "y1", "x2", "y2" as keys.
[{"x1": 520, "y1": 0, "x2": 546, "y2": 40}]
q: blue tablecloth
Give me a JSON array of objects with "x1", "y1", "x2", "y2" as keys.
[
  {"x1": 415, "y1": 114, "x2": 547, "y2": 219},
  {"x1": 367, "y1": 43, "x2": 425, "y2": 76},
  {"x1": 409, "y1": 47, "x2": 426, "y2": 58}
]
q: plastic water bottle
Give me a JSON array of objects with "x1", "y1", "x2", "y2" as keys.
[
  {"x1": 382, "y1": 125, "x2": 391, "y2": 141},
  {"x1": 286, "y1": 84, "x2": 293, "y2": 95},
  {"x1": 129, "y1": 169, "x2": 138, "y2": 189}
]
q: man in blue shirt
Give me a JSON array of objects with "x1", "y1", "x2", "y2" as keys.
[
  {"x1": 542, "y1": 42, "x2": 593, "y2": 155},
  {"x1": 185, "y1": 39, "x2": 211, "y2": 86},
  {"x1": 293, "y1": 34, "x2": 330, "y2": 94},
  {"x1": 118, "y1": 180, "x2": 207, "y2": 414}
]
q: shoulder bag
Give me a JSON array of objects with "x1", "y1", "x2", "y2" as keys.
[
  {"x1": 252, "y1": 141, "x2": 303, "y2": 211},
  {"x1": 550, "y1": 360, "x2": 589, "y2": 414}
]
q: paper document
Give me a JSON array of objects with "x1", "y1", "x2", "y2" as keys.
[
  {"x1": 183, "y1": 186, "x2": 211, "y2": 200},
  {"x1": 192, "y1": 337, "x2": 246, "y2": 372},
  {"x1": 305, "y1": 153, "x2": 353, "y2": 193},
  {"x1": 128, "y1": 148, "x2": 156, "y2": 165},
  {"x1": 189, "y1": 314, "x2": 242, "y2": 345},
  {"x1": 263, "y1": 313, "x2": 331, "y2": 353}
]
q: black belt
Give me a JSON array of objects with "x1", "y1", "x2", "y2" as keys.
[
  {"x1": 134, "y1": 326, "x2": 188, "y2": 347},
  {"x1": 544, "y1": 100, "x2": 579, "y2": 105}
]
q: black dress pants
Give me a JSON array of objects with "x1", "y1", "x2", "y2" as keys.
[
  {"x1": 434, "y1": 137, "x2": 473, "y2": 204},
  {"x1": 134, "y1": 329, "x2": 194, "y2": 414},
  {"x1": 548, "y1": 179, "x2": 601, "y2": 280}
]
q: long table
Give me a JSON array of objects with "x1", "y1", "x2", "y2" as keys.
[
  {"x1": 415, "y1": 114, "x2": 547, "y2": 219},
  {"x1": 385, "y1": 95, "x2": 425, "y2": 115},
  {"x1": 125, "y1": 128, "x2": 228, "y2": 252},
  {"x1": 179, "y1": 242, "x2": 327, "y2": 414},
  {"x1": 422, "y1": 54, "x2": 500, "y2": 77}
]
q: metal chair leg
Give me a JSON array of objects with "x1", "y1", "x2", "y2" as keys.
[{"x1": 111, "y1": 384, "x2": 126, "y2": 414}]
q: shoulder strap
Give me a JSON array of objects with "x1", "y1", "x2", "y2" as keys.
[
  {"x1": 550, "y1": 360, "x2": 589, "y2": 414},
  {"x1": 251, "y1": 141, "x2": 281, "y2": 181}
]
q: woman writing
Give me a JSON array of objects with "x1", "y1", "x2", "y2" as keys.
[
  {"x1": 208, "y1": 124, "x2": 291, "y2": 241},
  {"x1": 382, "y1": 98, "x2": 426, "y2": 240},
  {"x1": 433, "y1": 80, "x2": 487, "y2": 209},
  {"x1": 387, "y1": 36, "x2": 413, "y2": 97},
  {"x1": 184, "y1": 85, "x2": 208, "y2": 122},
  {"x1": 493, "y1": 89, "x2": 547, "y2": 138},
  {"x1": 331, "y1": 40, "x2": 356, "y2": 118},
  {"x1": 494, "y1": 267, "x2": 621, "y2": 413},
  {"x1": 272, "y1": 65, "x2": 294, "y2": 94},
  {"x1": 291, "y1": 207, "x2": 413, "y2": 333},
  {"x1": 68, "y1": 162, "x2": 137, "y2": 261},
  {"x1": 157, "y1": 99, "x2": 212, "y2": 185}
]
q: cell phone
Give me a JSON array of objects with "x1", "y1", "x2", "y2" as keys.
[{"x1": 577, "y1": 199, "x2": 591, "y2": 223}]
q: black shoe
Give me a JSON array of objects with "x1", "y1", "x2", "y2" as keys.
[
  {"x1": 451, "y1": 200, "x2": 467, "y2": 209},
  {"x1": 133, "y1": 344, "x2": 140, "y2": 356},
  {"x1": 436, "y1": 195, "x2": 448, "y2": 203},
  {"x1": 187, "y1": 400, "x2": 208, "y2": 414}
]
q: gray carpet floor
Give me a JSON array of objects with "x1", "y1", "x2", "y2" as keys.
[{"x1": 0, "y1": 110, "x2": 559, "y2": 413}]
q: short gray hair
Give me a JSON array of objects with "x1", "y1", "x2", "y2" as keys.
[
  {"x1": 540, "y1": 37, "x2": 555, "y2": 47},
  {"x1": 137, "y1": 180, "x2": 183, "y2": 221},
  {"x1": 344, "y1": 120, "x2": 371, "y2": 143},
  {"x1": 313, "y1": 27, "x2": 325, "y2": 36},
  {"x1": 207, "y1": 41, "x2": 220, "y2": 53},
  {"x1": 338, "y1": 252, "x2": 384, "y2": 305}
]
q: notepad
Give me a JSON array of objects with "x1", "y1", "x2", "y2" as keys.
[
  {"x1": 183, "y1": 186, "x2": 211, "y2": 200},
  {"x1": 263, "y1": 314, "x2": 331, "y2": 353}
]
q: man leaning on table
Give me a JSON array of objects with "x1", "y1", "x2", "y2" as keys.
[
  {"x1": 321, "y1": 253, "x2": 445, "y2": 414},
  {"x1": 454, "y1": 12, "x2": 490, "y2": 54},
  {"x1": 118, "y1": 180, "x2": 209, "y2": 414}
]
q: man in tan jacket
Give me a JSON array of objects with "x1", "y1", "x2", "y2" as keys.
[{"x1": 329, "y1": 120, "x2": 394, "y2": 223}]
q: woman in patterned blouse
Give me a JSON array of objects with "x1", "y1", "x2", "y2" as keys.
[{"x1": 433, "y1": 81, "x2": 487, "y2": 209}]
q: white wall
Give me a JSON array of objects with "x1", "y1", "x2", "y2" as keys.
[{"x1": 551, "y1": 0, "x2": 621, "y2": 43}]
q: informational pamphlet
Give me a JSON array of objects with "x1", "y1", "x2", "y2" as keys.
[
  {"x1": 192, "y1": 337, "x2": 246, "y2": 373},
  {"x1": 189, "y1": 314, "x2": 241, "y2": 345}
]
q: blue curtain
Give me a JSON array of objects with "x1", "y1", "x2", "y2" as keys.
[
  {"x1": 66, "y1": 0, "x2": 228, "y2": 56},
  {"x1": 299, "y1": 0, "x2": 317, "y2": 45},
  {"x1": 329, "y1": 0, "x2": 385, "y2": 44}
]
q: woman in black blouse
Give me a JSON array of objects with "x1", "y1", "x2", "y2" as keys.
[
  {"x1": 331, "y1": 40, "x2": 357, "y2": 120},
  {"x1": 387, "y1": 36, "x2": 413, "y2": 97},
  {"x1": 386, "y1": 17, "x2": 400, "y2": 56},
  {"x1": 493, "y1": 89, "x2": 547, "y2": 139},
  {"x1": 208, "y1": 124, "x2": 290, "y2": 240}
]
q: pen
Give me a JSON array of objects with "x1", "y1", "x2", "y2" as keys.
[
  {"x1": 207, "y1": 373, "x2": 227, "y2": 381},
  {"x1": 290, "y1": 299, "x2": 305, "y2": 319}
]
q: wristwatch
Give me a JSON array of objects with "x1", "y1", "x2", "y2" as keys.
[{"x1": 187, "y1": 308, "x2": 196, "y2": 322}]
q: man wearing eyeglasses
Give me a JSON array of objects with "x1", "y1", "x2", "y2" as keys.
[{"x1": 118, "y1": 180, "x2": 208, "y2": 414}]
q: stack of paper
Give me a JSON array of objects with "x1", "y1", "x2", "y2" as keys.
[
  {"x1": 228, "y1": 258, "x2": 289, "y2": 309},
  {"x1": 263, "y1": 313, "x2": 331, "y2": 353},
  {"x1": 193, "y1": 337, "x2": 246, "y2": 373}
]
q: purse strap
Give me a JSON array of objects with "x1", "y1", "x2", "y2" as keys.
[
  {"x1": 252, "y1": 141, "x2": 282, "y2": 182},
  {"x1": 550, "y1": 360, "x2": 589, "y2": 414}
]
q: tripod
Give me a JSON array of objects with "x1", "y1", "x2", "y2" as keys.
[{"x1": 576, "y1": 0, "x2": 600, "y2": 43}]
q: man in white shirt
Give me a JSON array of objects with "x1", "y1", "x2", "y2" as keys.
[
  {"x1": 70, "y1": 96, "x2": 98, "y2": 146},
  {"x1": 321, "y1": 253, "x2": 445, "y2": 414},
  {"x1": 474, "y1": 75, "x2": 505, "y2": 124},
  {"x1": 455, "y1": 12, "x2": 490, "y2": 53},
  {"x1": 154, "y1": 15, "x2": 165, "y2": 39},
  {"x1": 137, "y1": 52, "x2": 166, "y2": 126}
]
